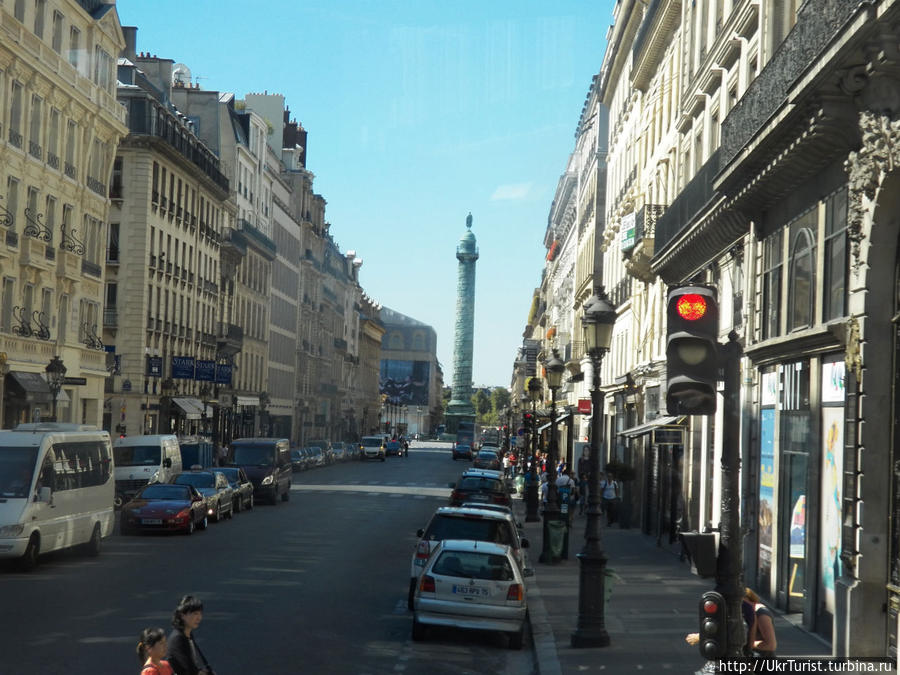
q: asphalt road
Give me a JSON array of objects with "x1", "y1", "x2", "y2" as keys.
[{"x1": 0, "y1": 441, "x2": 534, "y2": 675}]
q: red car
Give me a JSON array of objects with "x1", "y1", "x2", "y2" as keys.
[{"x1": 120, "y1": 483, "x2": 209, "y2": 535}]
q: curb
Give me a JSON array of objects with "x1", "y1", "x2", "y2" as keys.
[{"x1": 525, "y1": 573, "x2": 562, "y2": 675}]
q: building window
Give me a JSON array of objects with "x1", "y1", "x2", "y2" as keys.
[
  {"x1": 44, "y1": 195, "x2": 55, "y2": 243},
  {"x1": 110, "y1": 156, "x2": 123, "y2": 199},
  {"x1": 65, "y1": 120, "x2": 77, "y2": 168},
  {"x1": 9, "y1": 81, "x2": 23, "y2": 139},
  {"x1": 1, "y1": 278, "x2": 14, "y2": 333},
  {"x1": 107, "y1": 222, "x2": 119, "y2": 263},
  {"x1": 787, "y1": 210, "x2": 817, "y2": 332},
  {"x1": 33, "y1": 0, "x2": 45, "y2": 38},
  {"x1": 29, "y1": 94, "x2": 42, "y2": 155},
  {"x1": 14, "y1": 0, "x2": 25, "y2": 23},
  {"x1": 762, "y1": 229, "x2": 783, "y2": 340},
  {"x1": 48, "y1": 108, "x2": 60, "y2": 164},
  {"x1": 58, "y1": 294, "x2": 68, "y2": 343},
  {"x1": 68, "y1": 27, "x2": 80, "y2": 71},
  {"x1": 51, "y1": 10, "x2": 62, "y2": 53},
  {"x1": 823, "y1": 188, "x2": 848, "y2": 322},
  {"x1": 6, "y1": 177, "x2": 19, "y2": 228}
]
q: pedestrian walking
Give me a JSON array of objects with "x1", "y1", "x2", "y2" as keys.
[
  {"x1": 555, "y1": 467, "x2": 577, "y2": 514},
  {"x1": 167, "y1": 595, "x2": 215, "y2": 675},
  {"x1": 599, "y1": 471, "x2": 620, "y2": 525},
  {"x1": 216, "y1": 444, "x2": 227, "y2": 467},
  {"x1": 137, "y1": 627, "x2": 173, "y2": 675},
  {"x1": 502, "y1": 453, "x2": 510, "y2": 478}
]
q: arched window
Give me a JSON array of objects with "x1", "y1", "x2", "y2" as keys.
[
  {"x1": 787, "y1": 226, "x2": 815, "y2": 331},
  {"x1": 389, "y1": 332, "x2": 403, "y2": 350},
  {"x1": 412, "y1": 331, "x2": 425, "y2": 351}
]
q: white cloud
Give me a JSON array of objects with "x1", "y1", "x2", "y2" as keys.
[{"x1": 490, "y1": 183, "x2": 533, "y2": 201}]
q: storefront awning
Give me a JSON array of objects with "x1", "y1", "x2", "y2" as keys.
[
  {"x1": 537, "y1": 412, "x2": 572, "y2": 434},
  {"x1": 620, "y1": 415, "x2": 680, "y2": 438},
  {"x1": 6, "y1": 371, "x2": 52, "y2": 403},
  {"x1": 172, "y1": 397, "x2": 205, "y2": 420},
  {"x1": 235, "y1": 395, "x2": 259, "y2": 407}
]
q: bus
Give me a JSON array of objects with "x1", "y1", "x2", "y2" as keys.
[
  {"x1": 478, "y1": 426, "x2": 501, "y2": 448},
  {"x1": 456, "y1": 421, "x2": 475, "y2": 449}
]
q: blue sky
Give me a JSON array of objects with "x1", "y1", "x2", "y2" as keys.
[{"x1": 117, "y1": 0, "x2": 615, "y2": 388}]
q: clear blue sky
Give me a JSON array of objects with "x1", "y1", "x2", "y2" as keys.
[{"x1": 117, "y1": 0, "x2": 615, "y2": 388}]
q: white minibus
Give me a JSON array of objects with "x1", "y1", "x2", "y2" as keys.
[
  {"x1": 0, "y1": 423, "x2": 115, "y2": 570},
  {"x1": 112, "y1": 434, "x2": 182, "y2": 507}
]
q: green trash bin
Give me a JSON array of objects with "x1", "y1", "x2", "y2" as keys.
[{"x1": 547, "y1": 518, "x2": 566, "y2": 559}]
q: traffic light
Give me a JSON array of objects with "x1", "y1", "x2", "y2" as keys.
[
  {"x1": 666, "y1": 285, "x2": 719, "y2": 415},
  {"x1": 698, "y1": 590, "x2": 727, "y2": 659}
]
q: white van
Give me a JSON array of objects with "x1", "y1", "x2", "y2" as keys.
[
  {"x1": 0, "y1": 423, "x2": 115, "y2": 571},
  {"x1": 112, "y1": 434, "x2": 182, "y2": 507}
]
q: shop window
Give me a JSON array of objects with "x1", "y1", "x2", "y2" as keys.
[
  {"x1": 787, "y1": 212, "x2": 817, "y2": 332},
  {"x1": 762, "y1": 229, "x2": 783, "y2": 340},
  {"x1": 823, "y1": 188, "x2": 848, "y2": 322}
]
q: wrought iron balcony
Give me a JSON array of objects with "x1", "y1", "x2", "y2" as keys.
[
  {"x1": 104, "y1": 308, "x2": 118, "y2": 327},
  {"x1": 47, "y1": 152, "x2": 59, "y2": 170},
  {"x1": 64, "y1": 162, "x2": 76, "y2": 179},
  {"x1": 8, "y1": 129, "x2": 23, "y2": 148},
  {"x1": 82, "y1": 260, "x2": 102, "y2": 277},
  {"x1": 28, "y1": 141, "x2": 42, "y2": 160}
]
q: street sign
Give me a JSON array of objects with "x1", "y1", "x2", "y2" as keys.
[
  {"x1": 578, "y1": 398, "x2": 592, "y2": 414},
  {"x1": 62, "y1": 376, "x2": 87, "y2": 385}
]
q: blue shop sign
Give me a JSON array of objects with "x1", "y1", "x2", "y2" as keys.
[
  {"x1": 172, "y1": 356, "x2": 195, "y2": 379},
  {"x1": 147, "y1": 356, "x2": 163, "y2": 378},
  {"x1": 215, "y1": 363, "x2": 232, "y2": 385},
  {"x1": 195, "y1": 360, "x2": 215, "y2": 382}
]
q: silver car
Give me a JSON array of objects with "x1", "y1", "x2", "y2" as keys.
[{"x1": 412, "y1": 539, "x2": 527, "y2": 649}]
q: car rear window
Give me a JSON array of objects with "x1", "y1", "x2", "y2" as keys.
[
  {"x1": 433, "y1": 551, "x2": 514, "y2": 580},
  {"x1": 458, "y1": 476, "x2": 504, "y2": 493},
  {"x1": 423, "y1": 514, "x2": 513, "y2": 545},
  {"x1": 174, "y1": 473, "x2": 214, "y2": 488},
  {"x1": 139, "y1": 484, "x2": 190, "y2": 500}
]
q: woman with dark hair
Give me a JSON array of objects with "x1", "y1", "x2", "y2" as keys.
[
  {"x1": 137, "y1": 627, "x2": 173, "y2": 675},
  {"x1": 166, "y1": 595, "x2": 213, "y2": 675}
]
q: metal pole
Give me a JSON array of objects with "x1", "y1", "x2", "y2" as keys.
[
  {"x1": 718, "y1": 331, "x2": 745, "y2": 657},
  {"x1": 525, "y1": 396, "x2": 540, "y2": 522},
  {"x1": 571, "y1": 349, "x2": 610, "y2": 647},
  {"x1": 540, "y1": 387, "x2": 560, "y2": 563}
]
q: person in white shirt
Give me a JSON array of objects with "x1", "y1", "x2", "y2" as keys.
[
  {"x1": 555, "y1": 467, "x2": 577, "y2": 515},
  {"x1": 598, "y1": 471, "x2": 620, "y2": 525}
]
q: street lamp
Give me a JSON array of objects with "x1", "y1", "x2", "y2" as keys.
[
  {"x1": 45, "y1": 356, "x2": 67, "y2": 422},
  {"x1": 540, "y1": 349, "x2": 565, "y2": 564},
  {"x1": 525, "y1": 377, "x2": 542, "y2": 522},
  {"x1": 159, "y1": 377, "x2": 176, "y2": 435},
  {"x1": 571, "y1": 286, "x2": 616, "y2": 648},
  {"x1": 199, "y1": 384, "x2": 211, "y2": 439}
]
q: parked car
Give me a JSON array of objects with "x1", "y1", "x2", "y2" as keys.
[
  {"x1": 451, "y1": 444, "x2": 473, "y2": 461},
  {"x1": 290, "y1": 449, "x2": 307, "y2": 472},
  {"x1": 412, "y1": 539, "x2": 527, "y2": 649},
  {"x1": 306, "y1": 446, "x2": 325, "y2": 467},
  {"x1": 307, "y1": 439, "x2": 334, "y2": 464},
  {"x1": 217, "y1": 466, "x2": 254, "y2": 512},
  {"x1": 359, "y1": 436, "x2": 386, "y2": 461},
  {"x1": 120, "y1": 483, "x2": 208, "y2": 535},
  {"x1": 408, "y1": 505, "x2": 529, "y2": 609},
  {"x1": 473, "y1": 450, "x2": 501, "y2": 470},
  {"x1": 385, "y1": 440, "x2": 404, "y2": 457},
  {"x1": 230, "y1": 438, "x2": 292, "y2": 504},
  {"x1": 448, "y1": 469, "x2": 512, "y2": 508},
  {"x1": 172, "y1": 470, "x2": 234, "y2": 522}
]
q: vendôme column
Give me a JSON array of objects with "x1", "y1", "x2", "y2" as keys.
[{"x1": 446, "y1": 213, "x2": 479, "y2": 433}]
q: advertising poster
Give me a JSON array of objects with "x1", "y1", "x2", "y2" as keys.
[
  {"x1": 821, "y1": 406, "x2": 844, "y2": 613},
  {"x1": 758, "y1": 408, "x2": 776, "y2": 580},
  {"x1": 380, "y1": 360, "x2": 430, "y2": 405},
  {"x1": 171, "y1": 356, "x2": 195, "y2": 379}
]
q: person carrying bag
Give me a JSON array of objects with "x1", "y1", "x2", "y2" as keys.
[{"x1": 599, "y1": 472, "x2": 620, "y2": 525}]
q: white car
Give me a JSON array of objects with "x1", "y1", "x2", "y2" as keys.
[
  {"x1": 408, "y1": 506, "x2": 529, "y2": 609},
  {"x1": 412, "y1": 539, "x2": 528, "y2": 649}
]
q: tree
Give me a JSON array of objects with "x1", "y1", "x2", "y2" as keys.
[
  {"x1": 490, "y1": 388, "x2": 511, "y2": 417},
  {"x1": 472, "y1": 389, "x2": 492, "y2": 422}
]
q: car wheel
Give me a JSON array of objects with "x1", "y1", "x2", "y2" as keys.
[
  {"x1": 184, "y1": 518, "x2": 195, "y2": 535},
  {"x1": 213, "y1": 503, "x2": 221, "y2": 522},
  {"x1": 225, "y1": 503, "x2": 234, "y2": 519},
  {"x1": 247, "y1": 494, "x2": 254, "y2": 510},
  {"x1": 198, "y1": 515, "x2": 208, "y2": 531},
  {"x1": 407, "y1": 578, "x2": 417, "y2": 611},
  {"x1": 281, "y1": 485, "x2": 290, "y2": 502},
  {"x1": 507, "y1": 625, "x2": 524, "y2": 650},
  {"x1": 233, "y1": 496, "x2": 242, "y2": 513},
  {"x1": 411, "y1": 617, "x2": 426, "y2": 642},
  {"x1": 18, "y1": 534, "x2": 40, "y2": 572},
  {"x1": 85, "y1": 523, "x2": 102, "y2": 557}
]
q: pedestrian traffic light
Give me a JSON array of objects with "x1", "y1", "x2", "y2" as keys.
[
  {"x1": 698, "y1": 590, "x2": 727, "y2": 659},
  {"x1": 666, "y1": 285, "x2": 719, "y2": 415}
]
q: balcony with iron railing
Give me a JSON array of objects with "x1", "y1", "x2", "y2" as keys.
[
  {"x1": 8, "y1": 128, "x2": 23, "y2": 149},
  {"x1": 104, "y1": 308, "x2": 118, "y2": 327},
  {"x1": 28, "y1": 141, "x2": 42, "y2": 160},
  {"x1": 47, "y1": 152, "x2": 59, "y2": 170}
]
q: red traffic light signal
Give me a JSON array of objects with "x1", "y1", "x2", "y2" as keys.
[
  {"x1": 698, "y1": 590, "x2": 727, "y2": 659},
  {"x1": 666, "y1": 285, "x2": 719, "y2": 415}
]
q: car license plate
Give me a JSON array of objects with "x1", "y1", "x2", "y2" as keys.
[
  {"x1": 469, "y1": 494, "x2": 487, "y2": 501},
  {"x1": 453, "y1": 585, "x2": 489, "y2": 597},
  {"x1": 142, "y1": 518, "x2": 162, "y2": 525}
]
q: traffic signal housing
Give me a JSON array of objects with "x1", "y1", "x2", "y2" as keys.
[
  {"x1": 698, "y1": 590, "x2": 728, "y2": 659},
  {"x1": 666, "y1": 285, "x2": 719, "y2": 415}
]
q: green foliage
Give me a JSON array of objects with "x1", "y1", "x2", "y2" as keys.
[{"x1": 491, "y1": 387, "x2": 511, "y2": 413}]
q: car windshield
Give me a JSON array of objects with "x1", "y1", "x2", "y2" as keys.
[
  {"x1": 217, "y1": 468, "x2": 240, "y2": 481},
  {"x1": 114, "y1": 444, "x2": 161, "y2": 467},
  {"x1": 174, "y1": 473, "x2": 215, "y2": 488},
  {"x1": 232, "y1": 445, "x2": 275, "y2": 466},
  {"x1": 361, "y1": 438, "x2": 381, "y2": 447},
  {"x1": 423, "y1": 514, "x2": 513, "y2": 545},
  {"x1": 458, "y1": 476, "x2": 504, "y2": 493},
  {"x1": 477, "y1": 451, "x2": 496, "y2": 460},
  {"x1": 0, "y1": 447, "x2": 38, "y2": 498},
  {"x1": 433, "y1": 551, "x2": 514, "y2": 580},
  {"x1": 138, "y1": 484, "x2": 191, "y2": 501}
]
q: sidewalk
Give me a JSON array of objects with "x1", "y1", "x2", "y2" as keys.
[{"x1": 515, "y1": 496, "x2": 833, "y2": 674}]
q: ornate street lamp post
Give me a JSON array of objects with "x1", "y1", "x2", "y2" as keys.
[
  {"x1": 540, "y1": 349, "x2": 565, "y2": 563},
  {"x1": 572, "y1": 286, "x2": 616, "y2": 648},
  {"x1": 525, "y1": 377, "x2": 542, "y2": 522},
  {"x1": 45, "y1": 356, "x2": 67, "y2": 422}
]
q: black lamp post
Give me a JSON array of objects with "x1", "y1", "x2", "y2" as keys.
[
  {"x1": 45, "y1": 356, "x2": 67, "y2": 422},
  {"x1": 199, "y1": 384, "x2": 211, "y2": 439},
  {"x1": 572, "y1": 286, "x2": 616, "y2": 648},
  {"x1": 525, "y1": 377, "x2": 542, "y2": 522},
  {"x1": 159, "y1": 377, "x2": 176, "y2": 435},
  {"x1": 539, "y1": 349, "x2": 565, "y2": 563}
]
